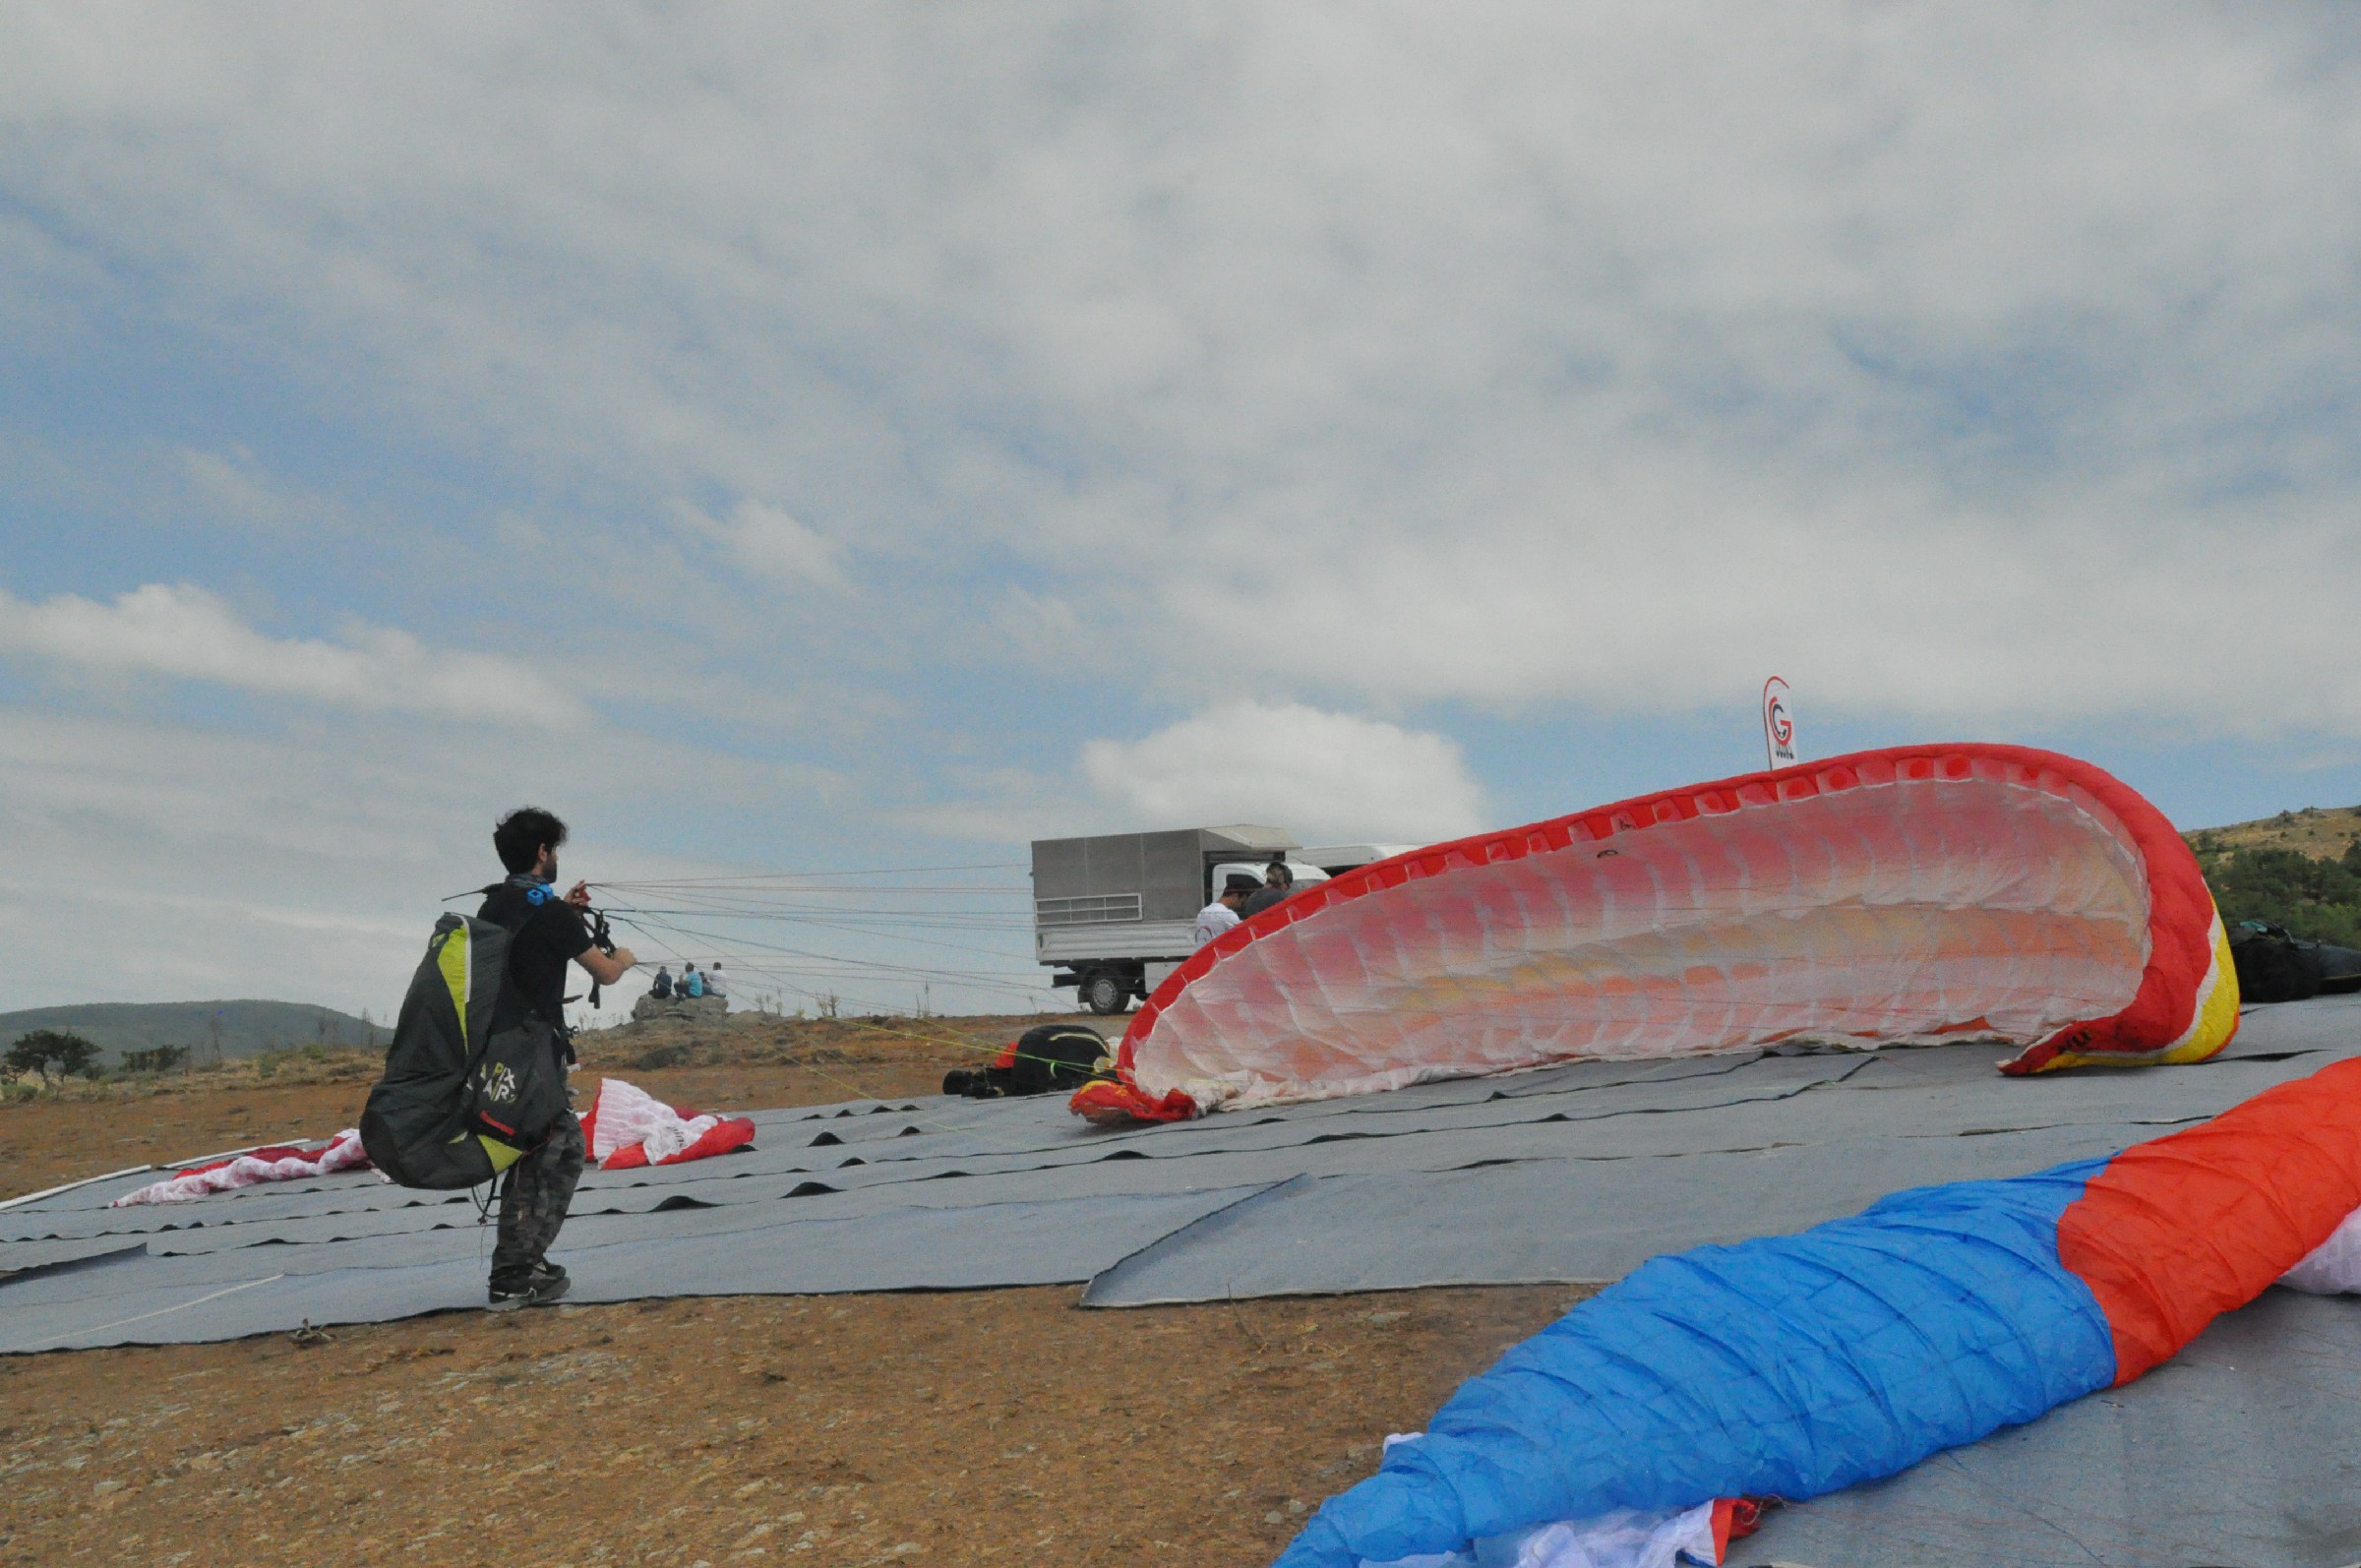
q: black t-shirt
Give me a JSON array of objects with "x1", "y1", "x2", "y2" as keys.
[
  {"x1": 1241, "y1": 884, "x2": 1293, "y2": 919},
  {"x1": 478, "y1": 880, "x2": 592, "y2": 1037}
]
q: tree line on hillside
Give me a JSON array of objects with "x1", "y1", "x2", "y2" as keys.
[
  {"x1": 2189, "y1": 834, "x2": 2361, "y2": 949},
  {"x1": 4, "y1": 1028, "x2": 372, "y2": 1090},
  {"x1": 4, "y1": 1030, "x2": 106, "y2": 1080},
  {"x1": 5, "y1": 1031, "x2": 194, "y2": 1082}
]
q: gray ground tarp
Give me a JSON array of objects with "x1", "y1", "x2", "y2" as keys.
[
  {"x1": 1741, "y1": 1286, "x2": 2361, "y2": 1568},
  {"x1": 9, "y1": 999, "x2": 2361, "y2": 1563},
  {"x1": 7, "y1": 998, "x2": 2360, "y2": 1351},
  {"x1": 0, "y1": 1186, "x2": 1267, "y2": 1355}
]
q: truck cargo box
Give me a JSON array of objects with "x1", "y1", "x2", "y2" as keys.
[{"x1": 1032, "y1": 825, "x2": 1297, "y2": 1012}]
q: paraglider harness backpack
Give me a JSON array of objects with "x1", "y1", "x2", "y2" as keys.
[
  {"x1": 2223, "y1": 918, "x2": 2361, "y2": 1004},
  {"x1": 941, "y1": 1023, "x2": 1111, "y2": 1099},
  {"x1": 360, "y1": 880, "x2": 589, "y2": 1190}
]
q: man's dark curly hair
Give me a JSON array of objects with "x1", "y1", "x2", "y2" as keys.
[{"x1": 493, "y1": 807, "x2": 569, "y2": 874}]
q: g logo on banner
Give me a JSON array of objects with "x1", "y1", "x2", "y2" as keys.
[{"x1": 1762, "y1": 676, "x2": 1798, "y2": 769}]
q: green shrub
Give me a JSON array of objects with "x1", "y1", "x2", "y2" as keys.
[
  {"x1": 2198, "y1": 841, "x2": 2361, "y2": 948},
  {"x1": 4, "y1": 1030, "x2": 99, "y2": 1081}
]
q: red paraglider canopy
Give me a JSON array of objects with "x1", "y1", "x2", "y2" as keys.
[{"x1": 1073, "y1": 745, "x2": 2237, "y2": 1124}]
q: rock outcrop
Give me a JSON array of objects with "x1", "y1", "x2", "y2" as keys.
[{"x1": 632, "y1": 993, "x2": 728, "y2": 1025}]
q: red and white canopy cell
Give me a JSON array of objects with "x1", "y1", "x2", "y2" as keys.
[{"x1": 1073, "y1": 745, "x2": 2238, "y2": 1124}]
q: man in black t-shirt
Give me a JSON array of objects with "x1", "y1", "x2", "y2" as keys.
[
  {"x1": 480, "y1": 806, "x2": 636, "y2": 1310},
  {"x1": 478, "y1": 876, "x2": 597, "y2": 1041},
  {"x1": 1241, "y1": 860, "x2": 1295, "y2": 920}
]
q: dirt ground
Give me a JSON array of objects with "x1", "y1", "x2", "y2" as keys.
[{"x1": 0, "y1": 1013, "x2": 1591, "y2": 1567}]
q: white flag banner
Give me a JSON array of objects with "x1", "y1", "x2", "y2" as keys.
[{"x1": 1762, "y1": 676, "x2": 1798, "y2": 769}]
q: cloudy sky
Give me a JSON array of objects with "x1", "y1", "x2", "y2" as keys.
[{"x1": 6, "y1": 3, "x2": 2361, "y2": 1022}]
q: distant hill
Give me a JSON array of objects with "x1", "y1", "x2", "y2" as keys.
[
  {"x1": 0, "y1": 1000, "x2": 390, "y2": 1067},
  {"x1": 2188, "y1": 806, "x2": 2361, "y2": 949},
  {"x1": 2187, "y1": 804, "x2": 2361, "y2": 862}
]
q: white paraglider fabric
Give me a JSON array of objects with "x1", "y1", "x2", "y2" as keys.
[
  {"x1": 110, "y1": 1130, "x2": 371, "y2": 1207},
  {"x1": 581, "y1": 1076, "x2": 723, "y2": 1168},
  {"x1": 1357, "y1": 1435, "x2": 1723, "y2": 1568},
  {"x1": 1134, "y1": 776, "x2": 2156, "y2": 1114},
  {"x1": 2279, "y1": 1205, "x2": 2361, "y2": 1294}
]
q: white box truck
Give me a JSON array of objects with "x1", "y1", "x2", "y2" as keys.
[{"x1": 1032, "y1": 827, "x2": 1417, "y2": 1013}]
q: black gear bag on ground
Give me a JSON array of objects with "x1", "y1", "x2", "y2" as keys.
[
  {"x1": 360, "y1": 913, "x2": 572, "y2": 1189},
  {"x1": 2227, "y1": 920, "x2": 2328, "y2": 1004},
  {"x1": 942, "y1": 1023, "x2": 1110, "y2": 1099}
]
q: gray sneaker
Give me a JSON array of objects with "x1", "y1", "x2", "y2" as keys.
[{"x1": 486, "y1": 1267, "x2": 572, "y2": 1312}]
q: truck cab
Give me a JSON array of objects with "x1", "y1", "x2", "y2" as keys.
[
  {"x1": 1032, "y1": 827, "x2": 1417, "y2": 1013},
  {"x1": 1298, "y1": 843, "x2": 1421, "y2": 876}
]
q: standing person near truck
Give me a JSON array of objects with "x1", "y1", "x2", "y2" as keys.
[
  {"x1": 1194, "y1": 874, "x2": 1258, "y2": 946},
  {"x1": 479, "y1": 807, "x2": 636, "y2": 1310},
  {"x1": 1241, "y1": 860, "x2": 1296, "y2": 919}
]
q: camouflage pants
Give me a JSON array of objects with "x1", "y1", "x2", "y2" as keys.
[{"x1": 491, "y1": 1106, "x2": 584, "y2": 1289}]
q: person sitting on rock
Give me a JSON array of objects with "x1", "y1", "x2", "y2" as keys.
[
  {"x1": 650, "y1": 965, "x2": 674, "y2": 1000},
  {"x1": 681, "y1": 964, "x2": 704, "y2": 998},
  {"x1": 705, "y1": 963, "x2": 728, "y2": 1000}
]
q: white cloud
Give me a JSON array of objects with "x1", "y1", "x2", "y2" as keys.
[
  {"x1": 1161, "y1": 474, "x2": 2361, "y2": 736},
  {"x1": 1081, "y1": 701, "x2": 1489, "y2": 844},
  {"x1": 7, "y1": 7, "x2": 2360, "y2": 735},
  {"x1": 177, "y1": 446, "x2": 327, "y2": 532},
  {"x1": 0, "y1": 583, "x2": 587, "y2": 728},
  {"x1": 675, "y1": 499, "x2": 849, "y2": 589},
  {"x1": 14, "y1": 8, "x2": 2361, "y2": 1016},
  {"x1": 9, "y1": 6, "x2": 2361, "y2": 746},
  {"x1": 0, "y1": 705, "x2": 501, "y2": 1018},
  {"x1": 0, "y1": 701, "x2": 1011, "y2": 1021}
]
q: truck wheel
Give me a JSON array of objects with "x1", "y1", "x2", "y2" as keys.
[{"x1": 1082, "y1": 971, "x2": 1129, "y2": 1015}]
